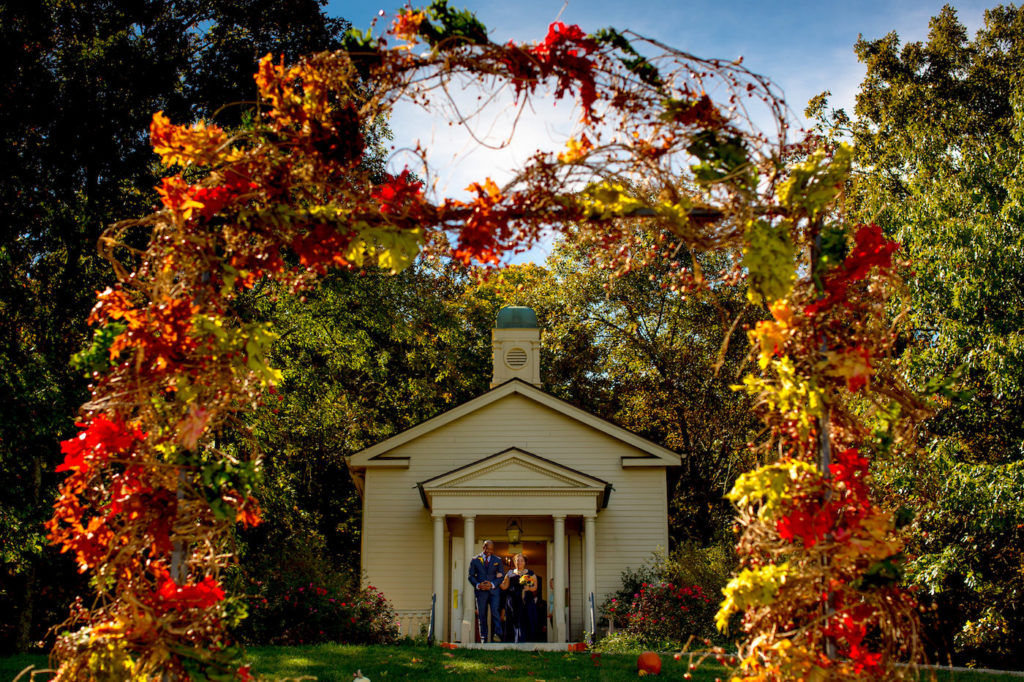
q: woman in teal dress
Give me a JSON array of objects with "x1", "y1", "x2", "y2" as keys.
[{"x1": 500, "y1": 553, "x2": 539, "y2": 642}]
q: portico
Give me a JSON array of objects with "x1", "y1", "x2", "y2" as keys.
[{"x1": 418, "y1": 448, "x2": 608, "y2": 642}]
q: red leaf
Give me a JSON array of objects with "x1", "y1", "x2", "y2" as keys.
[{"x1": 57, "y1": 414, "x2": 144, "y2": 473}]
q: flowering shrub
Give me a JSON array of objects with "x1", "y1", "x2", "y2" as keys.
[
  {"x1": 601, "y1": 562, "x2": 660, "y2": 630},
  {"x1": 240, "y1": 582, "x2": 399, "y2": 646},
  {"x1": 601, "y1": 543, "x2": 734, "y2": 641},
  {"x1": 605, "y1": 581, "x2": 716, "y2": 648}
]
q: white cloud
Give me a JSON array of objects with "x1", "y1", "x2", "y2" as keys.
[
  {"x1": 385, "y1": 84, "x2": 581, "y2": 202},
  {"x1": 382, "y1": 78, "x2": 584, "y2": 265}
]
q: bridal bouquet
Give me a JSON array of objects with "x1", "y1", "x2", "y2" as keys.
[{"x1": 520, "y1": 574, "x2": 538, "y2": 590}]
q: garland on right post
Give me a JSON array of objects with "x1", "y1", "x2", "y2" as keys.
[{"x1": 713, "y1": 146, "x2": 931, "y2": 680}]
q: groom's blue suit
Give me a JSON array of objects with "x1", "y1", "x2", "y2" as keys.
[{"x1": 468, "y1": 552, "x2": 504, "y2": 641}]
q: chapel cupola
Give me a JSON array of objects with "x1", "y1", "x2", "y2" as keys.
[{"x1": 491, "y1": 306, "x2": 541, "y2": 388}]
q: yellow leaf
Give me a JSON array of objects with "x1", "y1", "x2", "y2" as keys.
[{"x1": 557, "y1": 134, "x2": 593, "y2": 164}]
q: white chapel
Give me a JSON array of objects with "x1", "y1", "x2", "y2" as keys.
[{"x1": 346, "y1": 307, "x2": 681, "y2": 643}]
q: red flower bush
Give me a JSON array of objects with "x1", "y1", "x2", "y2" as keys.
[
  {"x1": 607, "y1": 581, "x2": 716, "y2": 645},
  {"x1": 240, "y1": 581, "x2": 399, "y2": 645}
]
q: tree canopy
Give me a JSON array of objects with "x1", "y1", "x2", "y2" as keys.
[
  {"x1": 474, "y1": 233, "x2": 763, "y2": 545},
  {"x1": 810, "y1": 3, "x2": 1024, "y2": 666},
  {"x1": 232, "y1": 263, "x2": 492, "y2": 586}
]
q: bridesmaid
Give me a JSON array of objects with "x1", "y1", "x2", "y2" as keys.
[{"x1": 500, "y1": 553, "x2": 539, "y2": 642}]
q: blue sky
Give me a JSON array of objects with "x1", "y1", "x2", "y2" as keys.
[
  {"x1": 325, "y1": 1, "x2": 993, "y2": 261},
  {"x1": 327, "y1": 1, "x2": 991, "y2": 110}
]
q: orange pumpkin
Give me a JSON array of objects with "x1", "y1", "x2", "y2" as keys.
[{"x1": 637, "y1": 651, "x2": 662, "y2": 675}]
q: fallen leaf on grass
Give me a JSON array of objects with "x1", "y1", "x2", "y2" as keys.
[
  {"x1": 409, "y1": 658, "x2": 423, "y2": 663},
  {"x1": 442, "y1": 652, "x2": 454, "y2": 658},
  {"x1": 488, "y1": 665, "x2": 513, "y2": 672}
]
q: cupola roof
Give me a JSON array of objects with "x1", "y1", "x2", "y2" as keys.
[{"x1": 495, "y1": 306, "x2": 538, "y2": 329}]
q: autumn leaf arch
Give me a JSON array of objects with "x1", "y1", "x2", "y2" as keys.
[{"x1": 51, "y1": 2, "x2": 927, "y2": 680}]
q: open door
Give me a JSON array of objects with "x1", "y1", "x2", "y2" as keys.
[{"x1": 450, "y1": 535, "x2": 463, "y2": 642}]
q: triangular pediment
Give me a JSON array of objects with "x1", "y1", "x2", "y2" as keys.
[
  {"x1": 415, "y1": 448, "x2": 612, "y2": 512},
  {"x1": 441, "y1": 458, "x2": 588, "y2": 489},
  {"x1": 421, "y1": 448, "x2": 607, "y2": 492}
]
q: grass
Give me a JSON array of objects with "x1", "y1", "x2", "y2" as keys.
[
  {"x1": 3, "y1": 647, "x2": 713, "y2": 681},
  {"x1": 244, "y1": 644, "x2": 723, "y2": 681},
  {"x1": 3, "y1": 645, "x2": 1022, "y2": 681}
]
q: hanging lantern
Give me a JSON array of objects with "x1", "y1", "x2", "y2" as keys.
[{"x1": 506, "y1": 518, "x2": 522, "y2": 545}]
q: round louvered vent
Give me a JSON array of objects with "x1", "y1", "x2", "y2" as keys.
[{"x1": 505, "y1": 347, "x2": 528, "y2": 369}]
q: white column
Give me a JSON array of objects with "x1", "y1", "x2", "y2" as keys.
[
  {"x1": 461, "y1": 515, "x2": 476, "y2": 643},
  {"x1": 432, "y1": 513, "x2": 446, "y2": 642},
  {"x1": 584, "y1": 514, "x2": 597, "y2": 637},
  {"x1": 553, "y1": 514, "x2": 567, "y2": 642}
]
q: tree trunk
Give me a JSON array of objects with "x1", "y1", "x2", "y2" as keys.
[{"x1": 16, "y1": 455, "x2": 43, "y2": 651}]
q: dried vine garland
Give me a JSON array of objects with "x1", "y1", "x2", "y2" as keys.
[{"x1": 49, "y1": 2, "x2": 926, "y2": 679}]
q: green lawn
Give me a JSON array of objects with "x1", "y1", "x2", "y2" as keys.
[
  {"x1": 3, "y1": 645, "x2": 1022, "y2": 681},
  {"x1": 245, "y1": 644, "x2": 723, "y2": 681}
]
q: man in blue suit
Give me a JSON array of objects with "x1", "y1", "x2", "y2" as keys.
[{"x1": 468, "y1": 539, "x2": 504, "y2": 642}]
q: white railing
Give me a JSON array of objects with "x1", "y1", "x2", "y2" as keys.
[{"x1": 395, "y1": 608, "x2": 432, "y2": 639}]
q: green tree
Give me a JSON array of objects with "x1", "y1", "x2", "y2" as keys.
[
  {"x1": 0, "y1": 0, "x2": 349, "y2": 652},
  {"x1": 810, "y1": 4, "x2": 1024, "y2": 666}
]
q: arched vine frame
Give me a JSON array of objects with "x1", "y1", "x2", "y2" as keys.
[{"x1": 49, "y1": 3, "x2": 929, "y2": 680}]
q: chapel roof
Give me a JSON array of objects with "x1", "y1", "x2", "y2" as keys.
[{"x1": 347, "y1": 378, "x2": 682, "y2": 469}]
